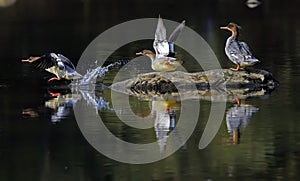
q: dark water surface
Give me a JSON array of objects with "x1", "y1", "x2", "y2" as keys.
[{"x1": 1, "y1": 0, "x2": 300, "y2": 180}]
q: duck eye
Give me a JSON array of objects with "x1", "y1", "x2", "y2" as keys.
[{"x1": 57, "y1": 62, "x2": 65, "y2": 70}]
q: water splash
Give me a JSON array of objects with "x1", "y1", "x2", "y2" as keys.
[
  {"x1": 70, "y1": 59, "x2": 129, "y2": 112},
  {"x1": 73, "y1": 59, "x2": 129, "y2": 86}
]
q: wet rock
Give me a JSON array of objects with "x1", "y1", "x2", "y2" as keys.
[{"x1": 111, "y1": 68, "x2": 279, "y2": 101}]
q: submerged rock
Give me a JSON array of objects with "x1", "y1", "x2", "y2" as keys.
[{"x1": 111, "y1": 68, "x2": 279, "y2": 101}]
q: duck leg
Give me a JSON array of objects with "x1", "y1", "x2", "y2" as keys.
[
  {"x1": 48, "y1": 90, "x2": 61, "y2": 97},
  {"x1": 232, "y1": 129, "x2": 240, "y2": 144},
  {"x1": 230, "y1": 63, "x2": 241, "y2": 71},
  {"x1": 48, "y1": 77, "x2": 61, "y2": 82},
  {"x1": 233, "y1": 98, "x2": 241, "y2": 107}
]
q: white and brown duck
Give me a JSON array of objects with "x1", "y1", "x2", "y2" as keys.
[
  {"x1": 22, "y1": 53, "x2": 82, "y2": 82},
  {"x1": 220, "y1": 22, "x2": 260, "y2": 71},
  {"x1": 136, "y1": 16, "x2": 185, "y2": 72}
]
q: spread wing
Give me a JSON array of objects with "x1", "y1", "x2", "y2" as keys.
[
  {"x1": 30, "y1": 55, "x2": 57, "y2": 70},
  {"x1": 153, "y1": 16, "x2": 169, "y2": 56},
  {"x1": 168, "y1": 20, "x2": 185, "y2": 43}
]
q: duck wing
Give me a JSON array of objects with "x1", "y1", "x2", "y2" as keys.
[
  {"x1": 57, "y1": 54, "x2": 76, "y2": 70},
  {"x1": 153, "y1": 16, "x2": 169, "y2": 56},
  {"x1": 239, "y1": 41, "x2": 260, "y2": 63},
  {"x1": 227, "y1": 40, "x2": 259, "y2": 64},
  {"x1": 168, "y1": 20, "x2": 185, "y2": 43},
  {"x1": 226, "y1": 40, "x2": 245, "y2": 63},
  {"x1": 31, "y1": 55, "x2": 57, "y2": 70},
  {"x1": 239, "y1": 41, "x2": 253, "y2": 57}
]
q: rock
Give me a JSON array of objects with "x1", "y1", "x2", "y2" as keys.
[{"x1": 110, "y1": 68, "x2": 279, "y2": 101}]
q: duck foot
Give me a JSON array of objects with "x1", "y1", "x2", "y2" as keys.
[{"x1": 48, "y1": 77, "x2": 61, "y2": 82}]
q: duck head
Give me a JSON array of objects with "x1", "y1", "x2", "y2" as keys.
[
  {"x1": 136, "y1": 50, "x2": 155, "y2": 61},
  {"x1": 64, "y1": 70, "x2": 83, "y2": 80},
  {"x1": 220, "y1": 22, "x2": 241, "y2": 37},
  {"x1": 55, "y1": 62, "x2": 82, "y2": 80}
]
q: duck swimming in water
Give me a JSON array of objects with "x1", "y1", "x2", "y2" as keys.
[
  {"x1": 136, "y1": 16, "x2": 185, "y2": 72},
  {"x1": 22, "y1": 53, "x2": 82, "y2": 82},
  {"x1": 220, "y1": 22, "x2": 260, "y2": 71}
]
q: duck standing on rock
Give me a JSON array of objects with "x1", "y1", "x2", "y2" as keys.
[
  {"x1": 22, "y1": 53, "x2": 82, "y2": 82},
  {"x1": 136, "y1": 16, "x2": 185, "y2": 72},
  {"x1": 220, "y1": 22, "x2": 260, "y2": 71}
]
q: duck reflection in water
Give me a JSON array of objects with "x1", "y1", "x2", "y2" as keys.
[
  {"x1": 22, "y1": 91, "x2": 82, "y2": 123},
  {"x1": 226, "y1": 98, "x2": 259, "y2": 144},
  {"x1": 79, "y1": 89, "x2": 112, "y2": 112},
  {"x1": 22, "y1": 83, "x2": 113, "y2": 123},
  {"x1": 151, "y1": 100, "x2": 180, "y2": 153},
  {"x1": 45, "y1": 91, "x2": 82, "y2": 123}
]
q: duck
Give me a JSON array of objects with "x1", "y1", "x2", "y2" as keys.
[
  {"x1": 136, "y1": 16, "x2": 185, "y2": 72},
  {"x1": 136, "y1": 50, "x2": 183, "y2": 72},
  {"x1": 220, "y1": 22, "x2": 260, "y2": 71},
  {"x1": 22, "y1": 53, "x2": 82, "y2": 82},
  {"x1": 225, "y1": 98, "x2": 259, "y2": 144}
]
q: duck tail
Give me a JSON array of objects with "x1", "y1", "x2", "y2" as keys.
[
  {"x1": 248, "y1": 58, "x2": 260, "y2": 64},
  {"x1": 253, "y1": 58, "x2": 260, "y2": 63}
]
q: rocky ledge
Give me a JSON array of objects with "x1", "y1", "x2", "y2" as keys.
[{"x1": 110, "y1": 68, "x2": 279, "y2": 101}]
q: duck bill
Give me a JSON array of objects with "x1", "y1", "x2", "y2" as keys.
[
  {"x1": 135, "y1": 52, "x2": 143, "y2": 56},
  {"x1": 21, "y1": 58, "x2": 29, "y2": 62},
  {"x1": 69, "y1": 71, "x2": 83, "y2": 80},
  {"x1": 21, "y1": 56, "x2": 40, "y2": 62},
  {"x1": 220, "y1": 26, "x2": 229, "y2": 30}
]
